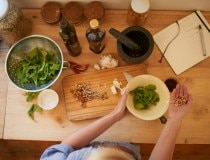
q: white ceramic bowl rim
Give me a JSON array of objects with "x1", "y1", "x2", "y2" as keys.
[
  {"x1": 126, "y1": 74, "x2": 170, "y2": 120},
  {"x1": 37, "y1": 89, "x2": 59, "y2": 110}
]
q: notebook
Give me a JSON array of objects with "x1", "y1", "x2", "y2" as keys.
[{"x1": 153, "y1": 10, "x2": 210, "y2": 75}]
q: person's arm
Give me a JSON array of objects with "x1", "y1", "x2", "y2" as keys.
[
  {"x1": 149, "y1": 84, "x2": 193, "y2": 160},
  {"x1": 61, "y1": 89, "x2": 129, "y2": 150}
]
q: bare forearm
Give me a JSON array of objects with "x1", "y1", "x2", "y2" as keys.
[
  {"x1": 61, "y1": 111, "x2": 120, "y2": 149},
  {"x1": 61, "y1": 90, "x2": 128, "y2": 150},
  {"x1": 149, "y1": 84, "x2": 192, "y2": 160},
  {"x1": 149, "y1": 118, "x2": 182, "y2": 160}
]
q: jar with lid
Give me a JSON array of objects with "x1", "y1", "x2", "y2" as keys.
[
  {"x1": 0, "y1": 0, "x2": 31, "y2": 46},
  {"x1": 86, "y1": 19, "x2": 106, "y2": 54},
  {"x1": 127, "y1": 0, "x2": 150, "y2": 26},
  {"x1": 59, "y1": 19, "x2": 81, "y2": 57}
]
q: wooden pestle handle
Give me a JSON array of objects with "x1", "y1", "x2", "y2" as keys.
[{"x1": 109, "y1": 28, "x2": 141, "y2": 52}]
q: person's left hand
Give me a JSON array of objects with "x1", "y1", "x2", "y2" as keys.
[
  {"x1": 167, "y1": 84, "x2": 193, "y2": 121},
  {"x1": 111, "y1": 88, "x2": 129, "y2": 121}
]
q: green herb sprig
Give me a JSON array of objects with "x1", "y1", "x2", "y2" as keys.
[
  {"x1": 24, "y1": 91, "x2": 43, "y2": 121},
  {"x1": 25, "y1": 92, "x2": 40, "y2": 102},
  {"x1": 28, "y1": 104, "x2": 43, "y2": 121},
  {"x1": 130, "y1": 84, "x2": 160, "y2": 110}
]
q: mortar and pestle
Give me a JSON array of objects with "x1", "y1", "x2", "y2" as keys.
[{"x1": 109, "y1": 26, "x2": 154, "y2": 64}]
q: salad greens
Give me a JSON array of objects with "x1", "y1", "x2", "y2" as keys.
[
  {"x1": 28, "y1": 104, "x2": 43, "y2": 121},
  {"x1": 16, "y1": 47, "x2": 61, "y2": 87},
  {"x1": 130, "y1": 84, "x2": 160, "y2": 110},
  {"x1": 25, "y1": 92, "x2": 40, "y2": 102},
  {"x1": 24, "y1": 91, "x2": 43, "y2": 121}
]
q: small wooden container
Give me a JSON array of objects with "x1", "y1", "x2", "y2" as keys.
[
  {"x1": 62, "y1": 2, "x2": 83, "y2": 25},
  {"x1": 41, "y1": 2, "x2": 61, "y2": 24},
  {"x1": 84, "y1": 1, "x2": 105, "y2": 22},
  {"x1": 127, "y1": 0, "x2": 150, "y2": 26}
]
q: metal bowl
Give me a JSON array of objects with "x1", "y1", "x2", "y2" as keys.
[{"x1": 5, "y1": 35, "x2": 63, "y2": 92}]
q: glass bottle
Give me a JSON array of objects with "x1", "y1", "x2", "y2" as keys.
[
  {"x1": 86, "y1": 19, "x2": 105, "y2": 54},
  {"x1": 127, "y1": 0, "x2": 150, "y2": 26},
  {"x1": 59, "y1": 19, "x2": 81, "y2": 57}
]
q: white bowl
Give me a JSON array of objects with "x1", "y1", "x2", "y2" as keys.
[
  {"x1": 126, "y1": 74, "x2": 170, "y2": 120},
  {"x1": 37, "y1": 89, "x2": 59, "y2": 110}
]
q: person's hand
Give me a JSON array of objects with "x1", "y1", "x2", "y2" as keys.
[
  {"x1": 111, "y1": 88, "x2": 129, "y2": 121},
  {"x1": 167, "y1": 84, "x2": 193, "y2": 121}
]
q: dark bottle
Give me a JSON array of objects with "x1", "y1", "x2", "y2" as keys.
[
  {"x1": 86, "y1": 19, "x2": 106, "y2": 54},
  {"x1": 59, "y1": 19, "x2": 81, "y2": 57}
]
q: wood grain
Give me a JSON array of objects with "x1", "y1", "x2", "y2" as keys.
[
  {"x1": 63, "y1": 64, "x2": 146, "y2": 121},
  {"x1": 2, "y1": 10, "x2": 210, "y2": 144},
  {"x1": 0, "y1": 41, "x2": 9, "y2": 139}
]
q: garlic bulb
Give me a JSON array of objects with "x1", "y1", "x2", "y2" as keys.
[{"x1": 99, "y1": 55, "x2": 118, "y2": 69}]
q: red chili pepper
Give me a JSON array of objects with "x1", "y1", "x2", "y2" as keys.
[{"x1": 68, "y1": 61, "x2": 88, "y2": 74}]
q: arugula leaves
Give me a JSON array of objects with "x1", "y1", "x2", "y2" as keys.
[
  {"x1": 28, "y1": 104, "x2": 43, "y2": 121},
  {"x1": 25, "y1": 91, "x2": 42, "y2": 121},
  {"x1": 16, "y1": 47, "x2": 61, "y2": 87},
  {"x1": 25, "y1": 92, "x2": 40, "y2": 102}
]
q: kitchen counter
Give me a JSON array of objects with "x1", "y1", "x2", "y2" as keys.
[{"x1": 1, "y1": 9, "x2": 210, "y2": 143}]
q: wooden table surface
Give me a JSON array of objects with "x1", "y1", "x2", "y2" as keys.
[{"x1": 1, "y1": 9, "x2": 210, "y2": 144}]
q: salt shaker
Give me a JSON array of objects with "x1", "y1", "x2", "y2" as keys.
[
  {"x1": 127, "y1": 0, "x2": 150, "y2": 26},
  {"x1": 0, "y1": 0, "x2": 31, "y2": 46}
]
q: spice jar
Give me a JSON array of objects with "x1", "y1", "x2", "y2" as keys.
[
  {"x1": 127, "y1": 0, "x2": 150, "y2": 26},
  {"x1": 0, "y1": 0, "x2": 31, "y2": 46},
  {"x1": 86, "y1": 19, "x2": 106, "y2": 54}
]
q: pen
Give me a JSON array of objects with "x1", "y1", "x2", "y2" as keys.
[{"x1": 199, "y1": 24, "x2": 206, "y2": 56}]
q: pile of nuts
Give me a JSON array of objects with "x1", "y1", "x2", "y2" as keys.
[
  {"x1": 174, "y1": 96, "x2": 188, "y2": 107},
  {"x1": 71, "y1": 82, "x2": 108, "y2": 107}
]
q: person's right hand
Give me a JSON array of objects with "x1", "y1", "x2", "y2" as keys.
[
  {"x1": 167, "y1": 84, "x2": 193, "y2": 121},
  {"x1": 111, "y1": 88, "x2": 129, "y2": 121}
]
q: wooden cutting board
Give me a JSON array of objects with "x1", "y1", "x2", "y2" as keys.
[{"x1": 62, "y1": 64, "x2": 147, "y2": 121}]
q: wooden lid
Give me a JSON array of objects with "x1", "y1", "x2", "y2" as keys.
[
  {"x1": 84, "y1": 1, "x2": 104, "y2": 21},
  {"x1": 62, "y1": 2, "x2": 83, "y2": 25},
  {"x1": 41, "y1": 2, "x2": 61, "y2": 24}
]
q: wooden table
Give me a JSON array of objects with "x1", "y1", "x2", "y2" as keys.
[{"x1": 1, "y1": 9, "x2": 210, "y2": 144}]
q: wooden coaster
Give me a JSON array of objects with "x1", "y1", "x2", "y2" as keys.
[
  {"x1": 41, "y1": 2, "x2": 61, "y2": 24},
  {"x1": 84, "y1": 1, "x2": 105, "y2": 21},
  {"x1": 62, "y1": 2, "x2": 83, "y2": 25}
]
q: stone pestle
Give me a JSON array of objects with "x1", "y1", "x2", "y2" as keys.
[{"x1": 109, "y1": 28, "x2": 141, "y2": 52}]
